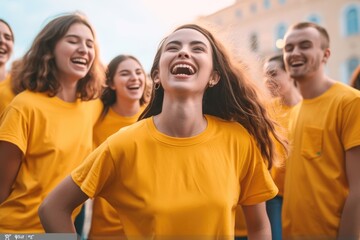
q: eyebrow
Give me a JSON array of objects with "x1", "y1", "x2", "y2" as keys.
[
  {"x1": 64, "y1": 34, "x2": 94, "y2": 43},
  {"x1": 3, "y1": 33, "x2": 13, "y2": 40},
  {"x1": 119, "y1": 68, "x2": 143, "y2": 73},
  {"x1": 165, "y1": 40, "x2": 208, "y2": 47}
]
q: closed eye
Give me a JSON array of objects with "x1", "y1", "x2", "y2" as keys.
[
  {"x1": 193, "y1": 46, "x2": 205, "y2": 52},
  {"x1": 165, "y1": 46, "x2": 179, "y2": 51}
]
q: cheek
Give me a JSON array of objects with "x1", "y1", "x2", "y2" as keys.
[
  {"x1": 88, "y1": 49, "x2": 96, "y2": 62},
  {"x1": 6, "y1": 41, "x2": 14, "y2": 52}
]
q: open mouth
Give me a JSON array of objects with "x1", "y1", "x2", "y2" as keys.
[
  {"x1": 0, "y1": 48, "x2": 8, "y2": 55},
  {"x1": 171, "y1": 63, "x2": 196, "y2": 76},
  {"x1": 127, "y1": 84, "x2": 141, "y2": 90},
  {"x1": 71, "y1": 57, "x2": 88, "y2": 66},
  {"x1": 290, "y1": 60, "x2": 305, "y2": 68}
]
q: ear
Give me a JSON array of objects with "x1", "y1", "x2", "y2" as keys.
[
  {"x1": 210, "y1": 71, "x2": 220, "y2": 86},
  {"x1": 152, "y1": 69, "x2": 161, "y2": 84},
  {"x1": 323, "y1": 48, "x2": 331, "y2": 64},
  {"x1": 109, "y1": 82, "x2": 116, "y2": 90}
]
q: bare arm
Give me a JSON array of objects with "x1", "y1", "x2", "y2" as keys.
[
  {"x1": 38, "y1": 175, "x2": 89, "y2": 232},
  {"x1": 337, "y1": 145, "x2": 360, "y2": 240},
  {"x1": 0, "y1": 141, "x2": 22, "y2": 204},
  {"x1": 242, "y1": 202, "x2": 271, "y2": 240}
]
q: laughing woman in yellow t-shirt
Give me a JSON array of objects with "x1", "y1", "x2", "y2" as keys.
[
  {"x1": 87, "y1": 55, "x2": 148, "y2": 240},
  {"x1": 0, "y1": 13, "x2": 104, "y2": 233},
  {"x1": 39, "y1": 24, "x2": 286, "y2": 240},
  {"x1": 0, "y1": 19, "x2": 15, "y2": 115}
]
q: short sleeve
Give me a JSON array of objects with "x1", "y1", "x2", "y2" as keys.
[
  {"x1": 0, "y1": 105, "x2": 28, "y2": 154},
  {"x1": 341, "y1": 97, "x2": 360, "y2": 150},
  {"x1": 71, "y1": 141, "x2": 116, "y2": 198},
  {"x1": 238, "y1": 137, "x2": 278, "y2": 205}
]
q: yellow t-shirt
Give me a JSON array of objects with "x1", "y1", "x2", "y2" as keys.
[
  {"x1": 283, "y1": 82, "x2": 360, "y2": 239},
  {"x1": 269, "y1": 98, "x2": 292, "y2": 196},
  {"x1": 0, "y1": 74, "x2": 16, "y2": 115},
  {"x1": 89, "y1": 106, "x2": 144, "y2": 240},
  {"x1": 234, "y1": 206, "x2": 247, "y2": 237},
  {"x1": 0, "y1": 90, "x2": 102, "y2": 233},
  {"x1": 72, "y1": 115, "x2": 278, "y2": 240}
]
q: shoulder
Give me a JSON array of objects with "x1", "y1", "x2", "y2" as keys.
[
  {"x1": 330, "y1": 82, "x2": 360, "y2": 106},
  {"x1": 207, "y1": 115, "x2": 250, "y2": 135},
  {"x1": 108, "y1": 118, "x2": 148, "y2": 140},
  {"x1": 332, "y1": 82, "x2": 360, "y2": 97},
  {"x1": 9, "y1": 91, "x2": 43, "y2": 108},
  {"x1": 206, "y1": 115, "x2": 254, "y2": 147}
]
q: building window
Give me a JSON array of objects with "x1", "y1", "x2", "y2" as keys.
[
  {"x1": 276, "y1": 23, "x2": 287, "y2": 39},
  {"x1": 307, "y1": 14, "x2": 321, "y2": 24},
  {"x1": 345, "y1": 7, "x2": 359, "y2": 35},
  {"x1": 250, "y1": 33, "x2": 258, "y2": 52},
  {"x1": 264, "y1": 0, "x2": 271, "y2": 9},
  {"x1": 347, "y1": 57, "x2": 360, "y2": 83},
  {"x1": 235, "y1": 9, "x2": 242, "y2": 18},
  {"x1": 278, "y1": 0, "x2": 286, "y2": 5}
]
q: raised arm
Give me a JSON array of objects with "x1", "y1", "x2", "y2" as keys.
[
  {"x1": 337, "y1": 145, "x2": 360, "y2": 240},
  {"x1": 242, "y1": 202, "x2": 271, "y2": 240},
  {"x1": 38, "y1": 175, "x2": 89, "y2": 232},
  {"x1": 0, "y1": 141, "x2": 22, "y2": 204}
]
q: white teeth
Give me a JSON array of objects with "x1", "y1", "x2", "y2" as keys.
[
  {"x1": 0, "y1": 48, "x2": 6, "y2": 54},
  {"x1": 128, "y1": 85, "x2": 140, "y2": 89},
  {"x1": 72, "y1": 58, "x2": 87, "y2": 65},
  {"x1": 171, "y1": 64, "x2": 195, "y2": 74},
  {"x1": 291, "y1": 60, "x2": 304, "y2": 67}
]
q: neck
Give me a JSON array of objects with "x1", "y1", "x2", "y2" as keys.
[
  {"x1": 282, "y1": 85, "x2": 302, "y2": 106},
  {"x1": 296, "y1": 72, "x2": 335, "y2": 99},
  {"x1": 56, "y1": 82, "x2": 78, "y2": 102},
  {"x1": 111, "y1": 100, "x2": 141, "y2": 117},
  {"x1": 154, "y1": 95, "x2": 207, "y2": 138}
]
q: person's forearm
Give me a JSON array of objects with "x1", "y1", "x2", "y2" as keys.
[
  {"x1": 39, "y1": 204, "x2": 76, "y2": 232},
  {"x1": 247, "y1": 226, "x2": 271, "y2": 240},
  {"x1": 337, "y1": 193, "x2": 360, "y2": 240}
]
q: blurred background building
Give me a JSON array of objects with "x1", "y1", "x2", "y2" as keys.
[{"x1": 197, "y1": 0, "x2": 360, "y2": 84}]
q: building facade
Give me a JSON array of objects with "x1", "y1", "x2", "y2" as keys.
[{"x1": 197, "y1": 0, "x2": 360, "y2": 84}]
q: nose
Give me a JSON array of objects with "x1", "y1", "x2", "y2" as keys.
[
  {"x1": 129, "y1": 71, "x2": 138, "y2": 80},
  {"x1": 77, "y1": 42, "x2": 88, "y2": 54},
  {"x1": 178, "y1": 48, "x2": 190, "y2": 59},
  {"x1": 290, "y1": 46, "x2": 302, "y2": 55}
]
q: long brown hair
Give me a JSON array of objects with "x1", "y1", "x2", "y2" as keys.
[
  {"x1": 140, "y1": 24, "x2": 287, "y2": 168},
  {"x1": 12, "y1": 12, "x2": 104, "y2": 100},
  {"x1": 100, "y1": 55, "x2": 147, "y2": 119}
]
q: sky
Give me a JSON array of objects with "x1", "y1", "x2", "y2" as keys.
[{"x1": 1, "y1": 0, "x2": 235, "y2": 72}]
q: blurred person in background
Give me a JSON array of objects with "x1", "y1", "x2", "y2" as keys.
[
  {"x1": 0, "y1": 19, "x2": 15, "y2": 114},
  {"x1": 263, "y1": 54, "x2": 302, "y2": 240},
  {"x1": 87, "y1": 54, "x2": 147, "y2": 240}
]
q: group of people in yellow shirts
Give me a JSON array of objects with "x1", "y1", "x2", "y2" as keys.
[{"x1": 0, "y1": 11, "x2": 359, "y2": 240}]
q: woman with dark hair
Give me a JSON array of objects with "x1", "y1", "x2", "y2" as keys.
[
  {"x1": 0, "y1": 18, "x2": 15, "y2": 114},
  {"x1": 89, "y1": 54, "x2": 147, "y2": 240},
  {"x1": 0, "y1": 18, "x2": 14, "y2": 82},
  {"x1": 0, "y1": 13, "x2": 104, "y2": 233},
  {"x1": 39, "y1": 23, "x2": 286, "y2": 239}
]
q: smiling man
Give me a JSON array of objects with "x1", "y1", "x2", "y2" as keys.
[{"x1": 282, "y1": 22, "x2": 360, "y2": 240}]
